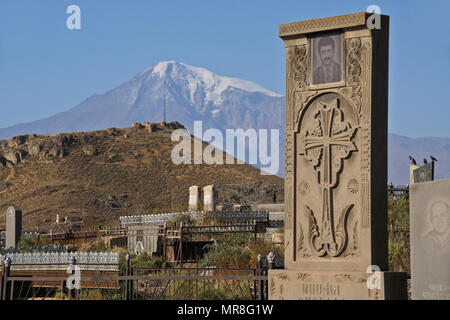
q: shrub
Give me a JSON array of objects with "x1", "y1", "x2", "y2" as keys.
[
  {"x1": 18, "y1": 235, "x2": 38, "y2": 249},
  {"x1": 387, "y1": 194, "x2": 410, "y2": 273}
]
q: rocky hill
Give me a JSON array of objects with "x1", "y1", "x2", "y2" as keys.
[{"x1": 0, "y1": 122, "x2": 282, "y2": 232}]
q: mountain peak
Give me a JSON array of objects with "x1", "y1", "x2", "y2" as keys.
[
  {"x1": 149, "y1": 60, "x2": 178, "y2": 77},
  {"x1": 140, "y1": 61, "x2": 282, "y2": 104}
]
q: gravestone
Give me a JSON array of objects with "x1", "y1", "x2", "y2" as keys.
[
  {"x1": 410, "y1": 178, "x2": 450, "y2": 300},
  {"x1": 413, "y1": 162, "x2": 434, "y2": 184},
  {"x1": 410, "y1": 163, "x2": 420, "y2": 185},
  {"x1": 6, "y1": 206, "x2": 22, "y2": 249},
  {"x1": 269, "y1": 12, "x2": 407, "y2": 300},
  {"x1": 189, "y1": 185, "x2": 201, "y2": 211},
  {"x1": 203, "y1": 185, "x2": 216, "y2": 212}
]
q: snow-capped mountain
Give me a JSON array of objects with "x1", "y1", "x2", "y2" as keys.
[
  {"x1": 1, "y1": 60, "x2": 449, "y2": 183},
  {"x1": 145, "y1": 61, "x2": 281, "y2": 105},
  {"x1": 0, "y1": 61, "x2": 286, "y2": 174},
  {"x1": 2, "y1": 61, "x2": 284, "y2": 131},
  {"x1": 0, "y1": 61, "x2": 285, "y2": 136}
]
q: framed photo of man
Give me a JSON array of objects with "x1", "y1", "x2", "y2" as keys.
[{"x1": 310, "y1": 32, "x2": 344, "y2": 88}]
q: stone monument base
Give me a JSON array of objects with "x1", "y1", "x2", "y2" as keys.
[{"x1": 268, "y1": 270, "x2": 407, "y2": 300}]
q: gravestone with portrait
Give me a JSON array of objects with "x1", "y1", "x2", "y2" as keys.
[
  {"x1": 413, "y1": 162, "x2": 434, "y2": 184},
  {"x1": 269, "y1": 12, "x2": 407, "y2": 299},
  {"x1": 410, "y1": 178, "x2": 450, "y2": 300}
]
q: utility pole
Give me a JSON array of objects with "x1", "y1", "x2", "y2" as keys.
[{"x1": 163, "y1": 80, "x2": 166, "y2": 123}]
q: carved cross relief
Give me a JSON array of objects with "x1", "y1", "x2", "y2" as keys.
[{"x1": 300, "y1": 97, "x2": 357, "y2": 257}]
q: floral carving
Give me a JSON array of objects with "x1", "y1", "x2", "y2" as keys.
[
  {"x1": 293, "y1": 45, "x2": 308, "y2": 90},
  {"x1": 347, "y1": 179, "x2": 359, "y2": 194},
  {"x1": 295, "y1": 90, "x2": 318, "y2": 130},
  {"x1": 297, "y1": 223, "x2": 311, "y2": 257},
  {"x1": 339, "y1": 86, "x2": 362, "y2": 114},
  {"x1": 298, "y1": 181, "x2": 310, "y2": 195},
  {"x1": 346, "y1": 38, "x2": 362, "y2": 86}
]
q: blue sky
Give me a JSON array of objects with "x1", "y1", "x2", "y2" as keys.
[{"x1": 0, "y1": 0, "x2": 449, "y2": 138}]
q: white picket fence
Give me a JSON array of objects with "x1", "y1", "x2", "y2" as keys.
[
  {"x1": 0, "y1": 252, "x2": 119, "y2": 271},
  {"x1": 119, "y1": 211, "x2": 204, "y2": 227}
]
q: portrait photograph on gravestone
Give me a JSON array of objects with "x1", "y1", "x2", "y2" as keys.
[
  {"x1": 311, "y1": 33, "x2": 344, "y2": 86},
  {"x1": 413, "y1": 161, "x2": 434, "y2": 184}
]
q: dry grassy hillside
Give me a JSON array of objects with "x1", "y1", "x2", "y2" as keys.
[{"x1": 0, "y1": 122, "x2": 282, "y2": 232}]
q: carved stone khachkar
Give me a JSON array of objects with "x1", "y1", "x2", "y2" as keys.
[{"x1": 269, "y1": 12, "x2": 407, "y2": 300}]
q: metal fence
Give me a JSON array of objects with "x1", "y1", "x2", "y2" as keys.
[
  {"x1": 1, "y1": 253, "x2": 281, "y2": 300},
  {"x1": 388, "y1": 184, "x2": 409, "y2": 199}
]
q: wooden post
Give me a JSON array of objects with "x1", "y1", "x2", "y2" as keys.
[
  {"x1": 61, "y1": 280, "x2": 65, "y2": 299},
  {"x1": 0, "y1": 260, "x2": 4, "y2": 300},
  {"x1": 188, "y1": 267, "x2": 191, "y2": 300},
  {"x1": 180, "y1": 222, "x2": 184, "y2": 268},
  {"x1": 10, "y1": 280, "x2": 14, "y2": 300},
  {"x1": 130, "y1": 267, "x2": 134, "y2": 300},
  {"x1": 196, "y1": 262, "x2": 199, "y2": 299},
  {"x1": 253, "y1": 219, "x2": 257, "y2": 244},
  {"x1": 163, "y1": 222, "x2": 167, "y2": 262},
  {"x1": 253, "y1": 268, "x2": 257, "y2": 300},
  {"x1": 257, "y1": 254, "x2": 263, "y2": 300},
  {"x1": 2, "y1": 258, "x2": 11, "y2": 300},
  {"x1": 125, "y1": 253, "x2": 130, "y2": 300}
]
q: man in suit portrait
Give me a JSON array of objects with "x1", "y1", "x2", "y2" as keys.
[
  {"x1": 423, "y1": 200, "x2": 450, "y2": 255},
  {"x1": 420, "y1": 200, "x2": 450, "y2": 288},
  {"x1": 313, "y1": 36, "x2": 341, "y2": 84}
]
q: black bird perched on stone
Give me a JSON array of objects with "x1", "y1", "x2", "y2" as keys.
[
  {"x1": 423, "y1": 158, "x2": 428, "y2": 164},
  {"x1": 430, "y1": 155, "x2": 438, "y2": 162},
  {"x1": 409, "y1": 156, "x2": 416, "y2": 165}
]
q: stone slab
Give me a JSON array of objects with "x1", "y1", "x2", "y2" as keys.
[
  {"x1": 268, "y1": 270, "x2": 407, "y2": 300},
  {"x1": 203, "y1": 185, "x2": 216, "y2": 212},
  {"x1": 189, "y1": 185, "x2": 201, "y2": 211},
  {"x1": 5, "y1": 206, "x2": 22, "y2": 249},
  {"x1": 410, "y1": 178, "x2": 450, "y2": 300}
]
